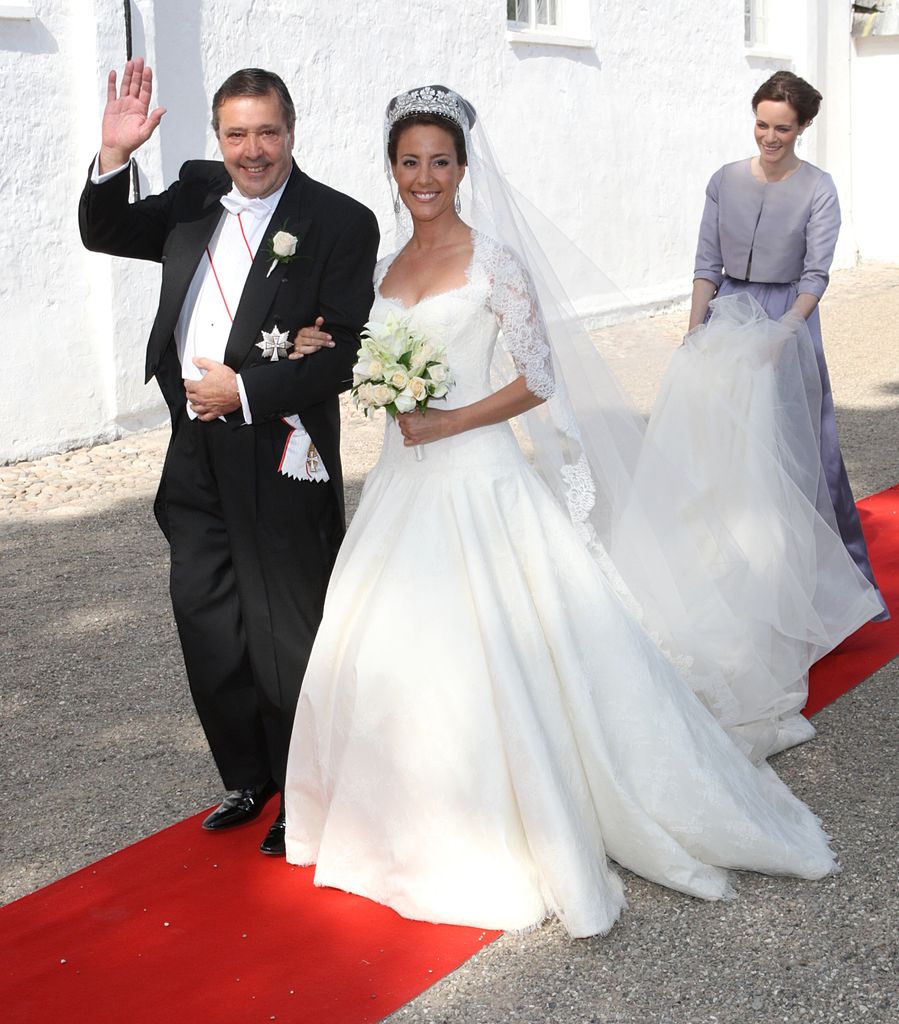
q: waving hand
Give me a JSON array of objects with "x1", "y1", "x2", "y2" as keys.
[{"x1": 98, "y1": 58, "x2": 166, "y2": 173}]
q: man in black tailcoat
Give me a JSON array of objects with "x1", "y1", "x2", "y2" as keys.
[{"x1": 79, "y1": 59, "x2": 378, "y2": 854}]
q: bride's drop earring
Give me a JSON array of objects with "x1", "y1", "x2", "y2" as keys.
[
  {"x1": 454, "y1": 189, "x2": 462, "y2": 214},
  {"x1": 394, "y1": 193, "x2": 401, "y2": 216}
]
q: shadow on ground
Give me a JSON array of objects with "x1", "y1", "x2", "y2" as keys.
[
  {"x1": 831, "y1": 403, "x2": 899, "y2": 500},
  {"x1": 0, "y1": 499, "x2": 215, "y2": 902}
]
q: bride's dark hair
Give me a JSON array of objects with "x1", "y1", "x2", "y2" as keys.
[{"x1": 386, "y1": 85, "x2": 477, "y2": 166}]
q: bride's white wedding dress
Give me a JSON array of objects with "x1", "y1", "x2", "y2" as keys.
[{"x1": 284, "y1": 232, "x2": 840, "y2": 938}]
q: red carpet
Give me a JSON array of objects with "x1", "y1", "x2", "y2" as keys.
[
  {"x1": 806, "y1": 484, "x2": 899, "y2": 715},
  {"x1": 1, "y1": 808, "x2": 499, "y2": 1024},
  {"x1": 2, "y1": 486, "x2": 897, "y2": 1024}
]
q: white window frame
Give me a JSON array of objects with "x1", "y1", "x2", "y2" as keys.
[
  {"x1": 744, "y1": 0, "x2": 768, "y2": 48},
  {"x1": 744, "y1": 0, "x2": 792, "y2": 62},
  {"x1": 507, "y1": 0, "x2": 594, "y2": 49}
]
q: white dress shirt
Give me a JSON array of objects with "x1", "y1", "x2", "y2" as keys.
[{"x1": 175, "y1": 179, "x2": 288, "y2": 423}]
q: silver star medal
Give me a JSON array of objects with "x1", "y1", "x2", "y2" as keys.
[{"x1": 257, "y1": 324, "x2": 291, "y2": 362}]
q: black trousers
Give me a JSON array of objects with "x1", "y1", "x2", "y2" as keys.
[{"x1": 158, "y1": 415, "x2": 341, "y2": 791}]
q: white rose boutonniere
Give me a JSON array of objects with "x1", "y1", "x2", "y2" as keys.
[
  {"x1": 266, "y1": 226, "x2": 301, "y2": 278},
  {"x1": 272, "y1": 231, "x2": 297, "y2": 258}
]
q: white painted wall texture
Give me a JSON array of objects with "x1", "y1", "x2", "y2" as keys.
[
  {"x1": 850, "y1": 32, "x2": 899, "y2": 260},
  {"x1": 0, "y1": 0, "x2": 895, "y2": 463}
]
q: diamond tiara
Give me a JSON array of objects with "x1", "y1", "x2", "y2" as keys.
[{"x1": 386, "y1": 86, "x2": 469, "y2": 133}]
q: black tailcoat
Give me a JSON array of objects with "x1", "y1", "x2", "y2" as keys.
[{"x1": 79, "y1": 160, "x2": 379, "y2": 788}]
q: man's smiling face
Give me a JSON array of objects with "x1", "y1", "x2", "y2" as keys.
[{"x1": 217, "y1": 91, "x2": 294, "y2": 198}]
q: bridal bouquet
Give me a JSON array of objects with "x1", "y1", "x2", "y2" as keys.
[{"x1": 352, "y1": 312, "x2": 453, "y2": 423}]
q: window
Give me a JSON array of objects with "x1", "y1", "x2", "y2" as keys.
[
  {"x1": 743, "y1": 0, "x2": 792, "y2": 61},
  {"x1": 508, "y1": 0, "x2": 560, "y2": 30},
  {"x1": 506, "y1": 0, "x2": 593, "y2": 48},
  {"x1": 744, "y1": 0, "x2": 768, "y2": 48}
]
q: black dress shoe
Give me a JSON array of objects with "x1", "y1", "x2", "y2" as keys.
[
  {"x1": 202, "y1": 781, "x2": 277, "y2": 831},
  {"x1": 259, "y1": 808, "x2": 286, "y2": 857}
]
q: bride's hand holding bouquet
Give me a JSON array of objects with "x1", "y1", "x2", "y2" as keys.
[{"x1": 352, "y1": 312, "x2": 454, "y2": 459}]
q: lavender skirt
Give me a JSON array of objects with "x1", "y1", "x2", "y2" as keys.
[{"x1": 716, "y1": 276, "x2": 887, "y2": 618}]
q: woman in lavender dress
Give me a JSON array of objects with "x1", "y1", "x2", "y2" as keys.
[{"x1": 688, "y1": 71, "x2": 887, "y2": 619}]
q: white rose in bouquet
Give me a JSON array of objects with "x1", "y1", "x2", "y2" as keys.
[
  {"x1": 370, "y1": 384, "x2": 397, "y2": 407},
  {"x1": 389, "y1": 367, "x2": 410, "y2": 391},
  {"x1": 407, "y1": 377, "x2": 428, "y2": 402},
  {"x1": 395, "y1": 376, "x2": 430, "y2": 414},
  {"x1": 355, "y1": 382, "x2": 374, "y2": 406},
  {"x1": 394, "y1": 391, "x2": 418, "y2": 414}
]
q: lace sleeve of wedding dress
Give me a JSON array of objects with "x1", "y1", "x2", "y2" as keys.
[{"x1": 482, "y1": 237, "x2": 555, "y2": 400}]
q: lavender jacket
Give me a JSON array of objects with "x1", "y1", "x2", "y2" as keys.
[{"x1": 693, "y1": 158, "x2": 840, "y2": 299}]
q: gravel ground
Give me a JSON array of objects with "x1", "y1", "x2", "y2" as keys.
[{"x1": 1, "y1": 263, "x2": 897, "y2": 1023}]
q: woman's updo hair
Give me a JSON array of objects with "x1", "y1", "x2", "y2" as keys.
[
  {"x1": 386, "y1": 85, "x2": 476, "y2": 166},
  {"x1": 752, "y1": 71, "x2": 822, "y2": 126}
]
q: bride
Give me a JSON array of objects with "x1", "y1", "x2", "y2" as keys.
[{"x1": 282, "y1": 86, "x2": 882, "y2": 937}]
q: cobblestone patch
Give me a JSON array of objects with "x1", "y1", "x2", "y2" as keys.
[{"x1": 0, "y1": 432, "x2": 169, "y2": 519}]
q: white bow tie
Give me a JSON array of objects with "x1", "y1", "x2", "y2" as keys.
[{"x1": 220, "y1": 191, "x2": 271, "y2": 219}]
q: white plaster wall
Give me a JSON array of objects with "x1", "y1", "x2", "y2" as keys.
[
  {"x1": 2, "y1": 0, "x2": 884, "y2": 463},
  {"x1": 0, "y1": 5, "x2": 94, "y2": 462},
  {"x1": 811, "y1": 0, "x2": 851, "y2": 268},
  {"x1": 0, "y1": 0, "x2": 169, "y2": 463},
  {"x1": 850, "y1": 33, "x2": 899, "y2": 261},
  {"x1": 495, "y1": 1, "x2": 788, "y2": 308}
]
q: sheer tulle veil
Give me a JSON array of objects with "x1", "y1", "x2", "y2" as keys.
[{"x1": 382, "y1": 86, "x2": 882, "y2": 761}]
